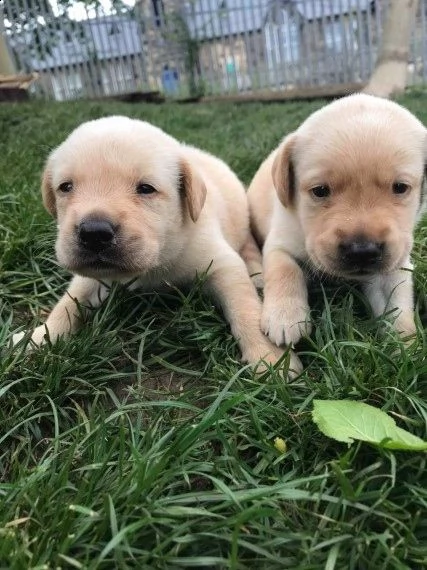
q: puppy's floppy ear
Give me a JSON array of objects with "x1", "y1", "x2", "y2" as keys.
[
  {"x1": 41, "y1": 156, "x2": 56, "y2": 217},
  {"x1": 180, "y1": 159, "x2": 207, "y2": 222},
  {"x1": 272, "y1": 133, "x2": 297, "y2": 208}
]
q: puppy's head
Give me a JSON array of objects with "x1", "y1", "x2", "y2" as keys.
[
  {"x1": 273, "y1": 94, "x2": 427, "y2": 278},
  {"x1": 42, "y1": 116, "x2": 207, "y2": 278}
]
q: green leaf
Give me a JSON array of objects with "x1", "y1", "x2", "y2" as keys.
[{"x1": 312, "y1": 400, "x2": 427, "y2": 451}]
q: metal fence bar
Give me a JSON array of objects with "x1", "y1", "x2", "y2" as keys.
[
  {"x1": 410, "y1": 1, "x2": 426, "y2": 85},
  {"x1": 342, "y1": 1, "x2": 353, "y2": 83},
  {"x1": 240, "y1": 0, "x2": 253, "y2": 92},
  {"x1": 83, "y1": 4, "x2": 103, "y2": 98},
  {"x1": 94, "y1": 5, "x2": 118, "y2": 96},
  {"x1": 25, "y1": 0, "x2": 53, "y2": 98},
  {"x1": 357, "y1": 4, "x2": 366, "y2": 81},
  {"x1": 206, "y1": 0, "x2": 222, "y2": 95},
  {"x1": 54, "y1": 3, "x2": 80, "y2": 100},
  {"x1": 250, "y1": 0, "x2": 264, "y2": 89}
]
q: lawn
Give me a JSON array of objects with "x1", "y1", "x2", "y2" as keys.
[{"x1": 0, "y1": 93, "x2": 426, "y2": 569}]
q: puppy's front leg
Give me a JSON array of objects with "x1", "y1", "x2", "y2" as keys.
[
  {"x1": 239, "y1": 232, "x2": 264, "y2": 290},
  {"x1": 12, "y1": 275, "x2": 108, "y2": 348},
  {"x1": 364, "y1": 261, "x2": 416, "y2": 338},
  {"x1": 206, "y1": 247, "x2": 302, "y2": 375},
  {"x1": 261, "y1": 247, "x2": 311, "y2": 347}
]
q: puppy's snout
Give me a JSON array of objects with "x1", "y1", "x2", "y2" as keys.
[
  {"x1": 78, "y1": 218, "x2": 116, "y2": 252},
  {"x1": 339, "y1": 238, "x2": 384, "y2": 269}
]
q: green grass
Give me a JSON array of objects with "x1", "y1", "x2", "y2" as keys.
[{"x1": 0, "y1": 94, "x2": 426, "y2": 569}]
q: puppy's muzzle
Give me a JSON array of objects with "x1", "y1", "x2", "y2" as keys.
[
  {"x1": 78, "y1": 217, "x2": 117, "y2": 253},
  {"x1": 338, "y1": 237, "x2": 385, "y2": 273}
]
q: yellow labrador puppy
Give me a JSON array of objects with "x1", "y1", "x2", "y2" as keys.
[
  {"x1": 13, "y1": 116, "x2": 300, "y2": 372},
  {"x1": 248, "y1": 94, "x2": 426, "y2": 348}
]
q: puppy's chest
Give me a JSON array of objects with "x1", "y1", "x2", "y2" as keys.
[{"x1": 116, "y1": 266, "x2": 192, "y2": 293}]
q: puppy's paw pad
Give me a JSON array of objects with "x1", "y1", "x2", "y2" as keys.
[
  {"x1": 261, "y1": 302, "x2": 311, "y2": 347},
  {"x1": 244, "y1": 344, "x2": 302, "y2": 380},
  {"x1": 394, "y1": 315, "x2": 416, "y2": 339},
  {"x1": 12, "y1": 331, "x2": 27, "y2": 347},
  {"x1": 389, "y1": 312, "x2": 416, "y2": 347},
  {"x1": 12, "y1": 326, "x2": 49, "y2": 350},
  {"x1": 246, "y1": 344, "x2": 284, "y2": 366},
  {"x1": 287, "y1": 351, "x2": 303, "y2": 378}
]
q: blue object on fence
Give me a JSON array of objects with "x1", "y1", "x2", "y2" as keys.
[
  {"x1": 225, "y1": 58, "x2": 236, "y2": 75},
  {"x1": 161, "y1": 65, "x2": 179, "y2": 95}
]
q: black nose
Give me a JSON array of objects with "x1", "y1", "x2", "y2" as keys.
[
  {"x1": 78, "y1": 218, "x2": 116, "y2": 252},
  {"x1": 339, "y1": 239, "x2": 384, "y2": 268}
]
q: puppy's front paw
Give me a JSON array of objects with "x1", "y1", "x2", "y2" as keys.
[
  {"x1": 261, "y1": 300, "x2": 311, "y2": 347},
  {"x1": 243, "y1": 342, "x2": 285, "y2": 366},
  {"x1": 243, "y1": 342, "x2": 303, "y2": 379},
  {"x1": 12, "y1": 331, "x2": 26, "y2": 346},
  {"x1": 394, "y1": 311, "x2": 416, "y2": 344},
  {"x1": 12, "y1": 325, "x2": 49, "y2": 350}
]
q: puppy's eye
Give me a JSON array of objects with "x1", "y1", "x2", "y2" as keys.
[
  {"x1": 58, "y1": 181, "x2": 73, "y2": 193},
  {"x1": 311, "y1": 185, "x2": 331, "y2": 199},
  {"x1": 392, "y1": 182, "x2": 410, "y2": 195},
  {"x1": 136, "y1": 183, "x2": 157, "y2": 195}
]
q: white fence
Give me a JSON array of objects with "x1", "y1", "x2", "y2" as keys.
[{"x1": 1, "y1": 0, "x2": 427, "y2": 101}]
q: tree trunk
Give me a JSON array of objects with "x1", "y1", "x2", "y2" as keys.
[
  {"x1": 363, "y1": 0, "x2": 419, "y2": 98},
  {"x1": 0, "y1": 8, "x2": 15, "y2": 75},
  {"x1": 0, "y1": 35, "x2": 15, "y2": 75}
]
